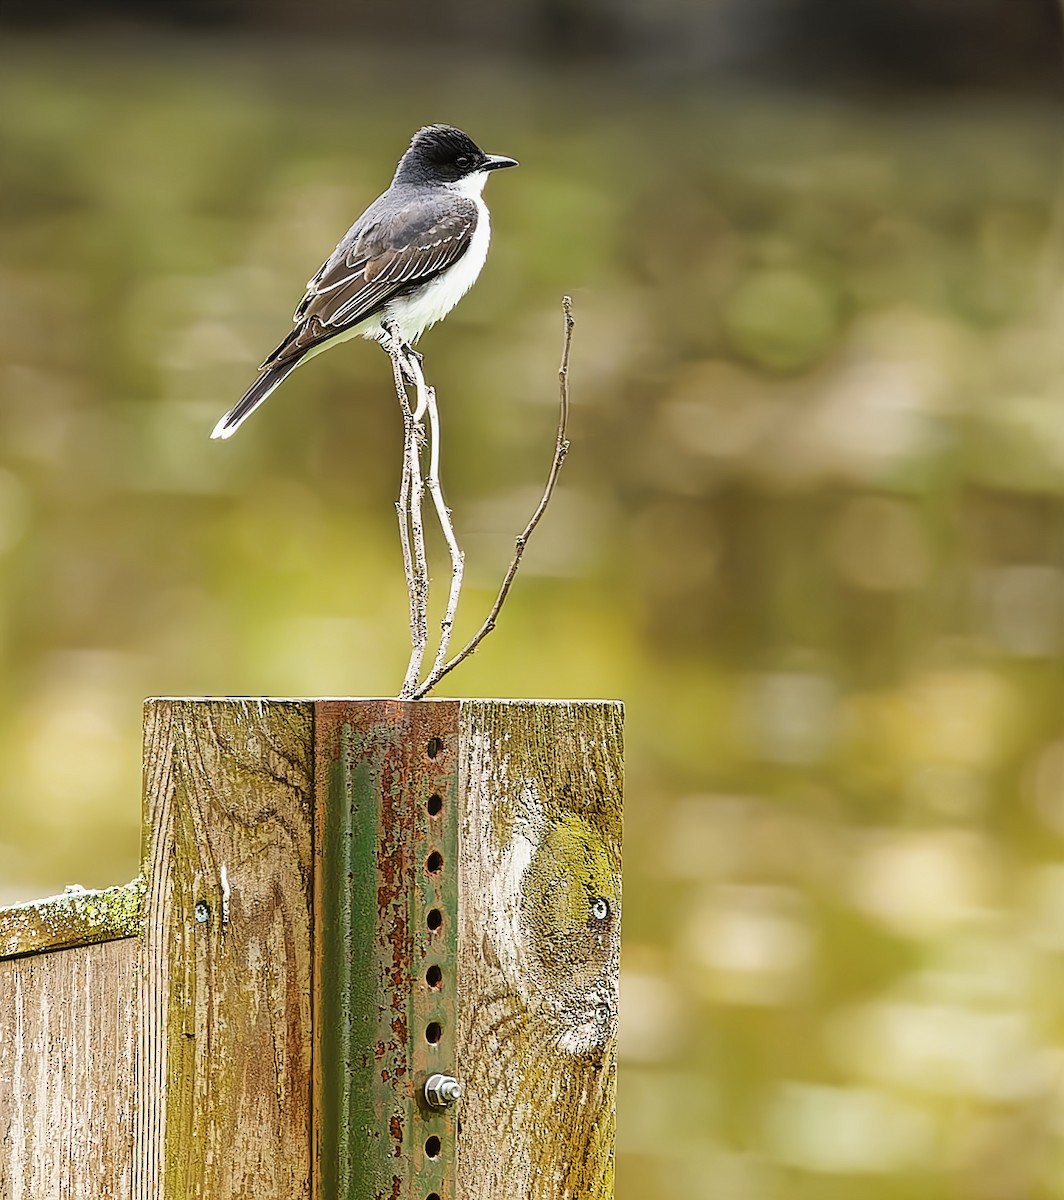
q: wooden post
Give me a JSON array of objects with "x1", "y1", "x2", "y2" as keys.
[
  {"x1": 134, "y1": 699, "x2": 316, "y2": 1198},
  {"x1": 0, "y1": 935, "x2": 138, "y2": 1199},
  {"x1": 2, "y1": 697, "x2": 622, "y2": 1199}
]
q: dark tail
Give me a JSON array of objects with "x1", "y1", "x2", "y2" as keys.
[{"x1": 210, "y1": 356, "x2": 304, "y2": 440}]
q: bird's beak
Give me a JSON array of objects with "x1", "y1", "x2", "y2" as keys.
[{"x1": 483, "y1": 154, "x2": 519, "y2": 171}]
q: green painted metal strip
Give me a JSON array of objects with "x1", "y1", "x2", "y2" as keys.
[{"x1": 315, "y1": 701, "x2": 459, "y2": 1200}]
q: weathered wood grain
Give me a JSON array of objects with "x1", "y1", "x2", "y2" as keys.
[
  {"x1": 456, "y1": 700, "x2": 623, "y2": 1200},
  {"x1": 0, "y1": 937, "x2": 136, "y2": 1200},
  {"x1": 0, "y1": 880, "x2": 143, "y2": 960},
  {"x1": 134, "y1": 699, "x2": 315, "y2": 1200}
]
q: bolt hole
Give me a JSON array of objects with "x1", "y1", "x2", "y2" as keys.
[
  {"x1": 426, "y1": 737, "x2": 444, "y2": 759},
  {"x1": 426, "y1": 908, "x2": 443, "y2": 932},
  {"x1": 425, "y1": 1135, "x2": 442, "y2": 1159},
  {"x1": 427, "y1": 793, "x2": 443, "y2": 816},
  {"x1": 426, "y1": 1021, "x2": 443, "y2": 1044},
  {"x1": 426, "y1": 964, "x2": 443, "y2": 988},
  {"x1": 426, "y1": 850, "x2": 443, "y2": 874},
  {"x1": 427, "y1": 1193, "x2": 442, "y2": 1200}
]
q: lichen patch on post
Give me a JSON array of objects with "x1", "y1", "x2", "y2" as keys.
[
  {"x1": 522, "y1": 812, "x2": 620, "y2": 1053},
  {"x1": 0, "y1": 878, "x2": 145, "y2": 960}
]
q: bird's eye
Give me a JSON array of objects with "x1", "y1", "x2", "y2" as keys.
[
  {"x1": 455, "y1": 155, "x2": 471, "y2": 169},
  {"x1": 591, "y1": 897, "x2": 610, "y2": 922}
]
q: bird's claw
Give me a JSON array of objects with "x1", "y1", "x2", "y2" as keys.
[
  {"x1": 380, "y1": 327, "x2": 423, "y2": 385},
  {"x1": 380, "y1": 322, "x2": 404, "y2": 358},
  {"x1": 399, "y1": 347, "x2": 423, "y2": 383}
]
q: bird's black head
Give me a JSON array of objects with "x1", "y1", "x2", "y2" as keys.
[{"x1": 394, "y1": 125, "x2": 518, "y2": 187}]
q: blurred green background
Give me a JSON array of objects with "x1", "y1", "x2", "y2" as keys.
[{"x1": 5, "y1": 7, "x2": 1064, "y2": 1196}]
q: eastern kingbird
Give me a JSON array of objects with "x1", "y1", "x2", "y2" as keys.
[{"x1": 210, "y1": 124, "x2": 518, "y2": 440}]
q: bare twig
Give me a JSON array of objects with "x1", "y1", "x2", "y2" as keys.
[
  {"x1": 386, "y1": 324, "x2": 429, "y2": 698},
  {"x1": 391, "y1": 354, "x2": 415, "y2": 621},
  {"x1": 400, "y1": 348, "x2": 466, "y2": 681},
  {"x1": 412, "y1": 295, "x2": 573, "y2": 698}
]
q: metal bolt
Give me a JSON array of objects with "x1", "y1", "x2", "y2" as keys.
[
  {"x1": 193, "y1": 899, "x2": 211, "y2": 924},
  {"x1": 424, "y1": 1073, "x2": 463, "y2": 1109}
]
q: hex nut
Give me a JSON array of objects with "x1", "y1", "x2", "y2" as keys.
[{"x1": 424, "y1": 1073, "x2": 463, "y2": 1108}]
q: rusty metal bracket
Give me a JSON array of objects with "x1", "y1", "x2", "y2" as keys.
[{"x1": 315, "y1": 700, "x2": 459, "y2": 1200}]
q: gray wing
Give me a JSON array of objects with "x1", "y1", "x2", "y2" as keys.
[{"x1": 261, "y1": 193, "x2": 477, "y2": 369}]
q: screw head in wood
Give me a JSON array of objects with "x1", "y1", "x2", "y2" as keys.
[{"x1": 424, "y1": 1073, "x2": 463, "y2": 1108}]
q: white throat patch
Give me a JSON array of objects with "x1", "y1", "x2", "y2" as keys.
[{"x1": 448, "y1": 170, "x2": 491, "y2": 199}]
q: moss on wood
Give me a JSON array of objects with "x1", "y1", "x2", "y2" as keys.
[{"x1": 0, "y1": 878, "x2": 144, "y2": 959}]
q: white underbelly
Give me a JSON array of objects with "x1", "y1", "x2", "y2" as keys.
[{"x1": 384, "y1": 200, "x2": 491, "y2": 343}]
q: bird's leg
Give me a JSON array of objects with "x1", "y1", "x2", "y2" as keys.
[
  {"x1": 380, "y1": 319, "x2": 402, "y2": 356},
  {"x1": 398, "y1": 344, "x2": 425, "y2": 396},
  {"x1": 381, "y1": 322, "x2": 427, "y2": 427}
]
